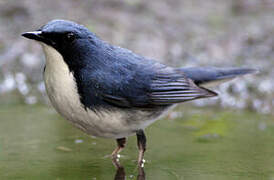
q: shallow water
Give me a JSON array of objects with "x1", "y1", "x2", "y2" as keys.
[{"x1": 1, "y1": 104, "x2": 274, "y2": 179}]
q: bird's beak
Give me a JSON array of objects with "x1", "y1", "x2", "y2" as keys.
[{"x1": 21, "y1": 31, "x2": 44, "y2": 41}]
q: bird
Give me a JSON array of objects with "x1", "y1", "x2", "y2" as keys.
[{"x1": 22, "y1": 19, "x2": 257, "y2": 167}]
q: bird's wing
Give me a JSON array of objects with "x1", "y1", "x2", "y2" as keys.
[
  {"x1": 102, "y1": 68, "x2": 217, "y2": 108},
  {"x1": 148, "y1": 69, "x2": 217, "y2": 105}
]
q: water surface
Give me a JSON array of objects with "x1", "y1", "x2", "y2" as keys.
[{"x1": 1, "y1": 104, "x2": 274, "y2": 179}]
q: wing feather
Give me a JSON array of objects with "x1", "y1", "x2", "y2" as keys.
[
  {"x1": 148, "y1": 70, "x2": 217, "y2": 105},
  {"x1": 102, "y1": 68, "x2": 217, "y2": 108}
]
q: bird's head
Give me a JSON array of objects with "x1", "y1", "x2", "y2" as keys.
[
  {"x1": 22, "y1": 19, "x2": 102, "y2": 69},
  {"x1": 22, "y1": 19, "x2": 94, "y2": 52}
]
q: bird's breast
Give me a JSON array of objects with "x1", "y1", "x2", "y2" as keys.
[{"x1": 42, "y1": 44, "x2": 95, "y2": 133}]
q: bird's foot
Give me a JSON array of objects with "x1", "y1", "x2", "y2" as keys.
[
  {"x1": 138, "y1": 158, "x2": 146, "y2": 168},
  {"x1": 112, "y1": 154, "x2": 122, "y2": 169},
  {"x1": 112, "y1": 153, "x2": 121, "y2": 162},
  {"x1": 103, "y1": 153, "x2": 122, "y2": 159}
]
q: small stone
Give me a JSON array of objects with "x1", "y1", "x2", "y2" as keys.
[
  {"x1": 129, "y1": 175, "x2": 134, "y2": 178},
  {"x1": 74, "y1": 139, "x2": 83, "y2": 144},
  {"x1": 56, "y1": 146, "x2": 72, "y2": 152},
  {"x1": 25, "y1": 96, "x2": 37, "y2": 104}
]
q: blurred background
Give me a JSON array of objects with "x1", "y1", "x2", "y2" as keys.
[
  {"x1": 1, "y1": 0, "x2": 274, "y2": 179},
  {"x1": 0, "y1": 0, "x2": 273, "y2": 113}
]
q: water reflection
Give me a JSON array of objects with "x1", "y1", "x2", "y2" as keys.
[
  {"x1": 114, "y1": 166, "x2": 145, "y2": 180},
  {"x1": 114, "y1": 166, "x2": 126, "y2": 180},
  {"x1": 3, "y1": 105, "x2": 274, "y2": 179},
  {"x1": 112, "y1": 159, "x2": 145, "y2": 180}
]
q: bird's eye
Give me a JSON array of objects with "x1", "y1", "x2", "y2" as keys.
[{"x1": 65, "y1": 32, "x2": 75, "y2": 42}]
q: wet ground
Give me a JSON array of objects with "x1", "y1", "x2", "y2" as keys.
[
  {"x1": 1, "y1": 0, "x2": 274, "y2": 112},
  {"x1": 1, "y1": 104, "x2": 274, "y2": 179}
]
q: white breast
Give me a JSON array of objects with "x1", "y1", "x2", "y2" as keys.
[{"x1": 42, "y1": 44, "x2": 160, "y2": 138}]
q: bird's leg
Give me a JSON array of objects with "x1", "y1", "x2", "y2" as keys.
[
  {"x1": 111, "y1": 138, "x2": 126, "y2": 169},
  {"x1": 136, "y1": 129, "x2": 147, "y2": 167}
]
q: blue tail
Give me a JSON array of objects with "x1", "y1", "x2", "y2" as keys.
[{"x1": 180, "y1": 67, "x2": 258, "y2": 87}]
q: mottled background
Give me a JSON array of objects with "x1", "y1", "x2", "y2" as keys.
[
  {"x1": 1, "y1": 1, "x2": 274, "y2": 179},
  {"x1": 0, "y1": 0, "x2": 273, "y2": 113}
]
